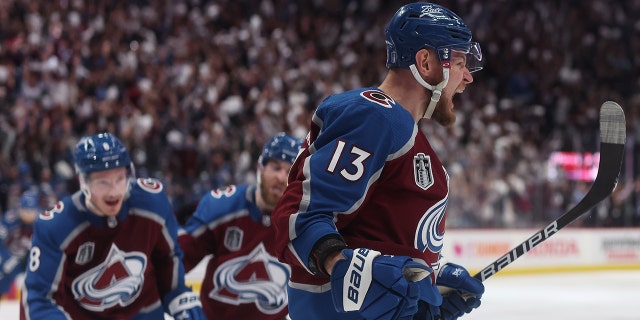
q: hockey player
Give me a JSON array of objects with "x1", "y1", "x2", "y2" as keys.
[
  {"x1": 0, "y1": 190, "x2": 41, "y2": 295},
  {"x1": 272, "y1": 3, "x2": 485, "y2": 320},
  {"x1": 178, "y1": 132, "x2": 302, "y2": 319},
  {"x1": 21, "y1": 132, "x2": 205, "y2": 320}
]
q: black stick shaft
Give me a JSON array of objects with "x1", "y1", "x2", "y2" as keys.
[{"x1": 474, "y1": 142, "x2": 625, "y2": 281}]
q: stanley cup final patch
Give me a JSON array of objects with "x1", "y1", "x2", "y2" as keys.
[
  {"x1": 76, "y1": 242, "x2": 95, "y2": 265},
  {"x1": 224, "y1": 226, "x2": 244, "y2": 252},
  {"x1": 414, "y1": 153, "x2": 434, "y2": 190}
]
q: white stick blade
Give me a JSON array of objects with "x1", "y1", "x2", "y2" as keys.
[{"x1": 600, "y1": 101, "x2": 626, "y2": 145}]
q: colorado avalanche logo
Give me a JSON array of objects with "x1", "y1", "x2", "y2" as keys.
[
  {"x1": 415, "y1": 197, "x2": 448, "y2": 254},
  {"x1": 72, "y1": 243, "x2": 147, "y2": 311},
  {"x1": 136, "y1": 178, "x2": 163, "y2": 193},
  {"x1": 360, "y1": 89, "x2": 396, "y2": 108},
  {"x1": 210, "y1": 243, "x2": 289, "y2": 315}
]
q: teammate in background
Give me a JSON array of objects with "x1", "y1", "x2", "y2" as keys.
[
  {"x1": 0, "y1": 190, "x2": 42, "y2": 295},
  {"x1": 21, "y1": 132, "x2": 205, "y2": 320},
  {"x1": 178, "y1": 132, "x2": 302, "y2": 319},
  {"x1": 272, "y1": 3, "x2": 485, "y2": 320}
]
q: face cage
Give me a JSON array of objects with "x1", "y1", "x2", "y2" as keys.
[{"x1": 436, "y1": 42, "x2": 483, "y2": 73}]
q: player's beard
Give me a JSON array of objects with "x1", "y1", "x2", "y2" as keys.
[
  {"x1": 429, "y1": 94, "x2": 456, "y2": 127},
  {"x1": 259, "y1": 176, "x2": 284, "y2": 209},
  {"x1": 260, "y1": 187, "x2": 280, "y2": 207}
]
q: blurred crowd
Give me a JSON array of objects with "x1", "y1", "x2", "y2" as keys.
[{"x1": 1, "y1": 0, "x2": 639, "y2": 228}]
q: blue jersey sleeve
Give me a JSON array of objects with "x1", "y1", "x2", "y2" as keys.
[
  {"x1": 289, "y1": 88, "x2": 416, "y2": 269},
  {"x1": 179, "y1": 185, "x2": 251, "y2": 269},
  {"x1": 183, "y1": 185, "x2": 250, "y2": 234},
  {"x1": 23, "y1": 199, "x2": 77, "y2": 319}
]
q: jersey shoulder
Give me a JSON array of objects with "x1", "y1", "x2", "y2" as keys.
[
  {"x1": 318, "y1": 87, "x2": 416, "y2": 152},
  {"x1": 130, "y1": 177, "x2": 167, "y2": 197},
  {"x1": 33, "y1": 194, "x2": 86, "y2": 245},
  {"x1": 127, "y1": 177, "x2": 173, "y2": 218},
  {"x1": 193, "y1": 184, "x2": 253, "y2": 222}
]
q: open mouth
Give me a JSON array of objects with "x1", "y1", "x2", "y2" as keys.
[
  {"x1": 105, "y1": 199, "x2": 120, "y2": 207},
  {"x1": 271, "y1": 186, "x2": 284, "y2": 195}
]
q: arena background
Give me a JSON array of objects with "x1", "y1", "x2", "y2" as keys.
[{"x1": 1, "y1": 0, "x2": 639, "y2": 318}]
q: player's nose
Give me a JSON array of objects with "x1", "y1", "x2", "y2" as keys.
[{"x1": 463, "y1": 68, "x2": 474, "y2": 84}]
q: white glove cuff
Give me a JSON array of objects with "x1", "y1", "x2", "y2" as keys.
[
  {"x1": 168, "y1": 292, "x2": 202, "y2": 315},
  {"x1": 342, "y1": 248, "x2": 381, "y2": 311}
]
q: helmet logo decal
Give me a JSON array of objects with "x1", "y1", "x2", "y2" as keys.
[
  {"x1": 360, "y1": 90, "x2": 396, "y2": 108},
  {"x1": 413, "y1": 153, "x2": 434, "y2": 190},
  {"x1": 420, "y1": 4, "x2": 443, "y2": 16},
  {"x1": 79, "y1": 136, "x2": 95, "y2": 152},
  {"x1": 419, "y1": 5, "x2": 462, "y2": 26}
]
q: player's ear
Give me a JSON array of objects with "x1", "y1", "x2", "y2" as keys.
[{"x1": 414, "y1": 48, "x2": 432, "y2": 75}]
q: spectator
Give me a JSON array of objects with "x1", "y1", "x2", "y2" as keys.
[{"x1": 0, "y1": 0, "x2": 638, "y2": 228}]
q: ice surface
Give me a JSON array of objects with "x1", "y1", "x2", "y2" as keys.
[{"x1": 5, "y1": 270, "x2": 639, "y2": 319}]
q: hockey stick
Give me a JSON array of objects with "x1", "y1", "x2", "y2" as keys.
[{"x1": 474, "y1": 101, "x2": 626, "y2": 282}]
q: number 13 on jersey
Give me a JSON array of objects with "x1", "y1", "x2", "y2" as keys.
[{"x1": 326, "y1": 140, "x2": 371, "y2": 182}]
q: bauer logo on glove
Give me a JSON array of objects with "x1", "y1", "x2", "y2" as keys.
[
  {"x1": 343, "y1": 248, "x2": 377, "y2": 310},
  {"x1": 330, "y1": 248, "x2": 439, "y2": 320}
]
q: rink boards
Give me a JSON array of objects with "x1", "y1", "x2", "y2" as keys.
[{"x1": 2, "y1": 228, "x2": 638, "y2": 301}]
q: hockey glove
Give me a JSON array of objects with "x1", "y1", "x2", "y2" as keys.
[
  {"x1": 436, "y1": 262, "x2": 484, "y2": 320},
  {"x1": 330, "y1": 248, "x2": 433, "y2": 320},
  {"x1": 167, "y1": 292, "x2": 206, "y2": 320}
]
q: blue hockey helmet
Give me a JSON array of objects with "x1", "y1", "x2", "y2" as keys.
[
  {"x1": 19, "y1": 191, "x2": 40, "y2": 210},
  {"x1": 385, "y1": 2, "x2": 482, "y2": 71},
  {"x1": 73, "y1": 132, "x2": 131, "y2": 176},
  {"x1": 259, "y1": 133, "x2": 302, "y2": 166}
]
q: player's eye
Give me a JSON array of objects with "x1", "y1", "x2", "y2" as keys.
[
  {"x1": 450, "y1": 51, "x2": 468, "y2": 68},
  {"x1": 452, "y1": 57, "x2": 466, "y2": 68},
  {"x1": 94, "y1": 180, "x2": 111, "y2": 188}
]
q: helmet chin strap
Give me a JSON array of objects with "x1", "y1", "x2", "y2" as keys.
[
  {"x1": 409, "y1": 64, "x2": 450, "y2": 119},
  {"x1": 255, "y1": 166, "x2": 265, "y2": 204},
  {"x1": 80, "y1": 178, "x2": 107, "y2": 217}
]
